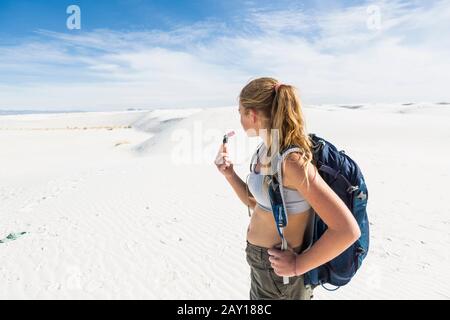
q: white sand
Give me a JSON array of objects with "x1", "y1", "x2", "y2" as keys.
[{"x1": 0, "y1": 103, "x2": 449, "y2": 299}]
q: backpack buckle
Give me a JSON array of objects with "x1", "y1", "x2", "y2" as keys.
[{"x1": 346, "y1": 185, "x2": 359, "y2": 193}]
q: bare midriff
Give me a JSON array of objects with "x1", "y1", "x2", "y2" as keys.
[{"x1": 246, "y1": 205, "x2": 312, "y2": 249}]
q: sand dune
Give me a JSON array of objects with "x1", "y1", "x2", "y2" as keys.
[{"x1": 0, "y1": 104, "x2": 449, "y2": 299}]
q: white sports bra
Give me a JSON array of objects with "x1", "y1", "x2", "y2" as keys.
[{"x1": 247, "y1": 143, "x2": 311, "y2": 214}]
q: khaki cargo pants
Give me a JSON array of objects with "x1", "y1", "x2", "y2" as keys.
[{"x1": 246, "y1": 241, "x2": 314, "y2": 300}]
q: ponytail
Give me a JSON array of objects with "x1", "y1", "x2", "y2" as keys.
[{"x1": 240, "y1": 78, "x2": 314, "y2": 190}]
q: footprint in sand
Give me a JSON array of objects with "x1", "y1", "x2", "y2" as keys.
[
  {"x1": 19, "y1": 195, "x2": 54, "y2": 213},
  {"x1": 2, "y1": 189, "x2": 20, "y2": 201},
  {"x1": 19, "y1": 203, "x2": 35, "y2": 213},
  {"x1": 0, "y1": 232, "x2": 27, "y2": 243},
  {"x1": 85, "y1": 280, "x2": 104, "y2": 293}
]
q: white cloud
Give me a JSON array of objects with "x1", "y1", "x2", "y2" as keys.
[{"x1": 0, "y1": 0, "x2": 449, "y2": 110}]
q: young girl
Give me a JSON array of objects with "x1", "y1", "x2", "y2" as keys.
[{"x1": 214, "y1": 77, "x2": 361, "y2": 300}]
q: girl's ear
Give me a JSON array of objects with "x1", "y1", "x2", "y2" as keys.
[{"x1": 251, "y1": 109, "x2": 257, "y2": 123}]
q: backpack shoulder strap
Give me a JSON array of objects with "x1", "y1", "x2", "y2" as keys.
[
  {"x1": 273, "y1": 146, "x2": 302, "y2": 223},
  {"x1": 274, "y1": 145, "x2": 302, "y2": 179},
  {"x1": 249, "y1": 142, "x2": 264, "y2": 173}
]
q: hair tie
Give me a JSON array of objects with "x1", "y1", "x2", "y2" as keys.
[{"x1": 274, "y1": 83, "x2": 283, "y2": 93}]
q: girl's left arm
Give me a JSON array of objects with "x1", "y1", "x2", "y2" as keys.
[{"x1": 270, "y1": 154, "x2": 361, "y2": 276}]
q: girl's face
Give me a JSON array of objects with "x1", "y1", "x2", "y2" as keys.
[{"x1": 238, "y1": 104, "x2": 258, "y2": 137}]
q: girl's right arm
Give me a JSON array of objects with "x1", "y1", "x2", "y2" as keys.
[
  {"x1": 225, "y1": 172, "x2": 257, "y2": 209},
  {"x1": 214, "y1": 143, "x2": 256, "y2": 209}
]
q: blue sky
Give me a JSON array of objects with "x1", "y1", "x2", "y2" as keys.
[
  {"x1": 0, "y1": 0, "x2": 449, "y2": 110},
  {"x1": 0, "y1": 0, "x2": 242, "y2": 37},
  {"x1": 0, "y1": 0, "x2": 366, "y2": 40}
]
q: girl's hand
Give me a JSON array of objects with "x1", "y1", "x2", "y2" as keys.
[
  {"x1": 214, "y1": 143, "x2": 235, "y2": 178},
  {"x1": 267, "y1": 246, "x2": 299, "y2": 277}
]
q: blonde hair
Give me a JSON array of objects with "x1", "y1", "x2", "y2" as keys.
[{"x1": 239, "y1": 77, "x2": 314, "y2": 190}]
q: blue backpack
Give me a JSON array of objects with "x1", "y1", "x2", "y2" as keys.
[{"x1": 267, "y1": 133, "x2": 369, "y2": 289}]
